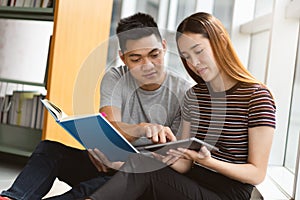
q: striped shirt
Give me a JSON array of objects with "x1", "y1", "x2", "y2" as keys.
[{"x1": 182, "y1": 82, "x2": 276, "y2": 164}]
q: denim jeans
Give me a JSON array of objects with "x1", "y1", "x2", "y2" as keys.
[{"x1": 1, "y1": 140, "x2": 112, "y2": 200}]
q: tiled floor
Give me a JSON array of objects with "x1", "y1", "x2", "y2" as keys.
[{"x1": 0, "y1": 153, "x2": 291, "y2": 199}]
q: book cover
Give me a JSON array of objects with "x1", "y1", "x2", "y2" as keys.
[{"x1": 41, "y1": 99, "x2": 139, "y2": 161}]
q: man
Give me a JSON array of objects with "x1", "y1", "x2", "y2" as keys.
[{"x1": 0, "y1": 12, "x2": 192, "y2": 200}]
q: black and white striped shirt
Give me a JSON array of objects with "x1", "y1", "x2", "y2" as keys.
[{"x1": 182, "y1": 82, "x2": 276, "y2": 164}]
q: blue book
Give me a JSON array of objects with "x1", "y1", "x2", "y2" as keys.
[{"x1": 41, "y1": 99, "x2": 139, "y2": 161}]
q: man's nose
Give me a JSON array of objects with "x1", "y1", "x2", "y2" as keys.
[{"x1": 141, "y1": 58, "x2": 154, "y2": 70}]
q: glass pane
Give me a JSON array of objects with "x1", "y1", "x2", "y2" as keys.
[
  {"x1": 285, "y1": 27, "x2": 300, "y2": 173},
  {"x1": 254, "y1": 0, "x2": 274, "y2": 17},
  {"x1": 248, "y1": 31, "x2": 270, "y2": 83},
  {"x1": 175, "y1": 0, "x2": 196, "y2": 27},
  {"x1": 136, "y1": 0, "x2": 159, "y2": 21},
  {"x1": 213, "y1": 0, "x2": 234, "y2": 35}
]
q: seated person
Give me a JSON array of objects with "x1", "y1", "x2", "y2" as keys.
[
  {"x1": 85, "y1": 12, "x2": 276, "y2": 200},
  {"x1": 0, "y1": 12, "x2": 192, "y2": 200}
]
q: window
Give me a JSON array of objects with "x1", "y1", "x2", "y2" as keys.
[{"x1": 285, "y1": 27, "x2": 300, "y2": 174}]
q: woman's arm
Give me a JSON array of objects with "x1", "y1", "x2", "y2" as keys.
[
  {"x1": 167, "y1": 120, "x2": 194, "y2": 173},
  {"x1": 177, "y1": 126, "x2": 274, "y2": 185}
]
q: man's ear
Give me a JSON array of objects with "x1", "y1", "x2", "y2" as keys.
[
  {"x1": 119, "y1": 50, "x2": 125, "y2": 63},
  {"x1": 162, "y1": 39, "x2": 167, "y2": 52}
]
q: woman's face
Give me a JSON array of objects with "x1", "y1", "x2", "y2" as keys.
[{"x1": 177, "y1": 32, "x2": 220, "y2": 83}]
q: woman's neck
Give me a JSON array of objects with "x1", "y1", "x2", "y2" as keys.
[{"x1": 209, "y1": 74, "x2": 238, "y2": 92}]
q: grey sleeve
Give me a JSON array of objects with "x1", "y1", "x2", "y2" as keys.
[
  {"x1": 100, "y1": 68, "x2": 123, "y2": 109},
  {"x1": 170, "y1": 106, "x2": 183, "y2": 138}
]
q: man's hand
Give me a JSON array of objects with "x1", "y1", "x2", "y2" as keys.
[
  {"x1": 99, "y1": 107, "x2": 177, "y2": 143},
  {"x1": 140, "y1": 123, "x2": 177, "y2": 143},
  {"x1": 88, "y1": 148, "x2": 124, "y2": 172}
]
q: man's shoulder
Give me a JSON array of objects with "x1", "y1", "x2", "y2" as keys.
[
  {"x1": 102, "y1": 65, "x2": 133, "y2": 82},
  {"x1": 106, "y1": 65, "x2": 129, "y2": 75}
]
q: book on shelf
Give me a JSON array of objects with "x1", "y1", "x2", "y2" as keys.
[
  {"x1": 23, "y1": 0, "x2": 32, "y2": 7},
  {"x1": 35, "y1": 94, "x2": 45, "y2": 129},
  {"x1": 1, "y1": 0, "x2": 9, "y2": 6},
  {"x1": 14, "y1": 0, "x2": 24, "y2": 7},
  {"x1": 33, "y1": 0, "x2": 42, "y2": 7},
  {"x1": 0, "y1": 96, "x2": 5, "y2": 122},
  {"x1": 1, "y1": 94, "x2": 12, "y2": 124},
  {"x1": 8, "y1": 91, "x2": 40, "y2": 127},
  {"x1": 0, "y1": 90, "x2": 45, "y2": 129}
]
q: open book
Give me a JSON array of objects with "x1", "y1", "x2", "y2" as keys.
[
  {"x1": 41, "y1": 99, "x2": 139, "y2": 161},
  {"x1": 41, "y1": 99, "x2": 219, "y2": 161}
]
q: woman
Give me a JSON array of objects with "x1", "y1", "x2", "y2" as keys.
[{"x1": 86, "y1": 12, "x2": 276, "y2": 200}]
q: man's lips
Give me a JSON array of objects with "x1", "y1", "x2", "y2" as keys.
[{"x1": 143, "y1": 72, "x2": 157, "y2": 78}]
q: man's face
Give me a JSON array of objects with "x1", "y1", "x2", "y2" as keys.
[{"x1": 120, "y1": 34, "x2": 167, "y2": 91}]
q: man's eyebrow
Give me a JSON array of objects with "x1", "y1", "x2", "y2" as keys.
[
  {"x1": 128, "y1": 53, "x2": 141, "y2": 57},
  {"x1": 148, "y1": 48, "x2": 160, "y2": 54},
  {"x1": 127, "y1": 48, "x2": 161, "y2": 57}
]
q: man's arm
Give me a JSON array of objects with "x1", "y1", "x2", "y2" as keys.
[{"x1": 99, "y1": 106, "x2": 176, "y2": 143}]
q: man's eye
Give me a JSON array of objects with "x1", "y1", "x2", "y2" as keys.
[
  {"x1": 131, "y1": 58, "x2": 141, "y2": 62},
  {"x1": 151, "y1": 53, "x2": 159, "y2": 59}
]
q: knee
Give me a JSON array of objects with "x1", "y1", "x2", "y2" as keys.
[{"x1": 33, "y1": 140, "x2": 67, "y2": 156}]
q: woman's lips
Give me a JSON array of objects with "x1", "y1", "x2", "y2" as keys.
[{"x1": 197, "y1": 68, "x2": 207, "y2": 75}]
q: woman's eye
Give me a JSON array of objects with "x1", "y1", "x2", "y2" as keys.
[
  {"x1": 180, "y1": 53, "x2": 189, "y2": 60},
  {"x1": 195, "y1": 49, "x2": 204, "y2": 55}
]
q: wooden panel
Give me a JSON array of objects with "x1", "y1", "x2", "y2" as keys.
[{"x1": 42, "y1": 0, "x2": 113, "y2": 148}]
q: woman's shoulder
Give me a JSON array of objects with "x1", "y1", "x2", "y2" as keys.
[{"x1": 238, "y1": 82, "x2": 273, "y2": 94}]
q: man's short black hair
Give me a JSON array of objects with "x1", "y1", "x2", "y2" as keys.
[{"x1": 116, "y1": 12, "x2": 162, "y2": 52}]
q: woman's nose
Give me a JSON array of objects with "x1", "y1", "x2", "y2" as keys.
[{"x1": 191, "y1": 56, "x2": 200, "y2": 67}]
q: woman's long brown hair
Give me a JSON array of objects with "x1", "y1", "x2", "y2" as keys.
[{"x1": 176, "y1": 12, "x2": 261, "y2": 86}]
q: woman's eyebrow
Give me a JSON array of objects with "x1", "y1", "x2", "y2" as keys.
[{"x1": 190, "y1": 44, "x2": 200, "y2": 50}]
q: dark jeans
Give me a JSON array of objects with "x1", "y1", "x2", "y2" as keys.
[
  {"x1": 89, "y1": 154, "x2": 254, "y2": 200},
  {"x1": 1, "y1": 140, "x2": 112, "y2": 200}
]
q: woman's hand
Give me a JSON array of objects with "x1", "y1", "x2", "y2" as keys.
[
  {"x1": 167, "y1": 146, "x2": 211, "y2": 163},
  {"x1": 88, "y1": 148, "x2": 124, "y2": 172},
  {"x1": 151, "y1": 152, "x2": 181, "y2": 166}
]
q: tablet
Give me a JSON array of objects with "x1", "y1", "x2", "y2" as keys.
[{"x1": 138, "y1": 137, "x2": 219, "y2": 154}]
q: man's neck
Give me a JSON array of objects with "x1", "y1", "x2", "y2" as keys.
[{"x1": 139, "y1": 71, "x2": 166, "y2": 91}]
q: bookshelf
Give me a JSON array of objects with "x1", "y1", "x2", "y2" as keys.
[
  {"x1": 0, "y1": 6, "x2": 54, "y2": 21},
  {"x1": 0, "y1": 124, "x2": 41, "y2": 157},
  {"x1": 43, "y1": 0, "x2": 113, "y2": 149},
  {"x1": 0, "y1": 0, "x2": 113, "y2": 156}
]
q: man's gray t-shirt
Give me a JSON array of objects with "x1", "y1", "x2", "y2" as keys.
[{"x1": 100, "y1": 65, "x2": 192, "y2": 146}]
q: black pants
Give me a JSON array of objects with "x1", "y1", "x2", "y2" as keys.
[{"x1": 89, "y1": 154, "x2": 254, "y2": 200}]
